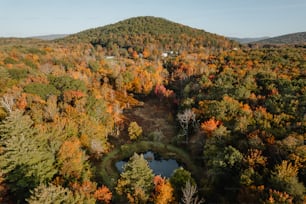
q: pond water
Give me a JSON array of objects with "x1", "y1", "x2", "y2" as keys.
[{"x1": 115, "y1": 151, "x2": 179, "y2": 177}]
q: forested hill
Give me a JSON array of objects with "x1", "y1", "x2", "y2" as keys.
[
  {"x1": 59, "y1": 16, "x2": 238, "y2": 55},
  {"x1": 254, "y1": 32, "x2": 306, "y2": 45}
]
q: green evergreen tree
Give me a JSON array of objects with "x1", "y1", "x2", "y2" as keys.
[
  {"x1": 27, "y1": 183, "x2": 75, "y2": 204},
  {"x1": 170, "y1": 167, "x2": 195, "y2": 199},
  {"x1": 27, "y1": 183, "x2": 96, "y2": 204},
  {"x1": 0, "y1": 111, "x2": 57, "y2": 201},
  {"x1": 116, "y1": 153, "x2": 154, "y2": 203}
]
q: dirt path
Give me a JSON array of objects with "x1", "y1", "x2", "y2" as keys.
[{"x1": 123, "y1": 97, "x2": 177, "y2": 143}]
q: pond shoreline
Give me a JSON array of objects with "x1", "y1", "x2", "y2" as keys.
[{"x1": 96, "y1": 141, "x2": 200, "y2": 189}]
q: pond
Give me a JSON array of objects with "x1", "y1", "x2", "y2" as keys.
[{"x1": 115, "y1": 151, "x2": 180, "y2": 177}]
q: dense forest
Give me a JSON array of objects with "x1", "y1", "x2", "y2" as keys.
[
  {"x1": 0, "y1": 17, "x2": 305, "y2": 203},
  {"x1": 60, "y1": 16, "x2": 239, "y2": 56}
]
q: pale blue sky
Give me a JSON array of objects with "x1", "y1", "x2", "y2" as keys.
[{"x1": 0, "y1": 0, "x2": 305, "y2": 38}]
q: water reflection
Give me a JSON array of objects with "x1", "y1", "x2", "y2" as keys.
[{"x1": 115, "y1": 151, "x2": 179, "y2": 177}]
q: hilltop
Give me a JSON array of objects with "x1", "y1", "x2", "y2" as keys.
[
  {"x1": 59, "y1": 16, "x2": 238, "y2": 55},
  {"x1": 253, "y1": 32, "x2": 306, "y2": 45}
]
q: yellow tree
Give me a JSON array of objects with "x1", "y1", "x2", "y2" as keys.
[
  {"x1": 57, "y1": 137, "x2": 87, "y2": 179},
  {"x1": 270, "y1": 160, "x2": 305, "y2": 201},
  {"x1": 128, "y1": 121, "x2": 143, "y2": 141},
  {"x1": 153, "y1": 175, "x2": 175, "y2": 204}
]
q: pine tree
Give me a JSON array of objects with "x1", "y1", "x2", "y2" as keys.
[
  {"x1": 116, "y1": 153, "x2": 154, "y2": 203},
  {"x1": 27, "y1": 183, "x2": 75, "y2": 204},
  {"x1": 27, "y1": 183, "x2": 97, "y2": 204},
  {"x1": 170, "y1": 167, "x2": 195, "y2": 199},
  {"x1": 0, "y1": 110, "x2": 57, "y2": 201}
]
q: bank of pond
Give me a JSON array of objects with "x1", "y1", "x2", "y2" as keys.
[
  {"x1": 97, "y1": 141, "x2": 199, "y2": 189},
  {"x1": 116, "y1": 151, "x2": 180, "y2": 177}
]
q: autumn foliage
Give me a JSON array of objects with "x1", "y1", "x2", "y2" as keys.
[
  {"x1": 0, "y1": 17, "x2": 305, "y2": 203},
  {"x1": 154, "y1": 84, "x2": 175, "y2": 99},
  {"x1": 201, "y1": 118, "x2": 221, "y2": 134},
  {"x1": 153, "y1": 175, "x2": 175, "y2": 204},
  {"x1": 57, "y1": 137, "x2": 86, "y2": 179},
  {"x1": 94, "y1": 186, "x2": 112, "y2": 203}
]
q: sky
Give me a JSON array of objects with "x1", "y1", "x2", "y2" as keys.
[{"x1": 0, "y1": 0, "x2": 305, "y2": 38}]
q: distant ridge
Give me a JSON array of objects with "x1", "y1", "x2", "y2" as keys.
[
  {"x1": 0, "y1": 37, "x2": 43, "y2": 46},
  {"x1": 253, "y1": 32, "x2": 306, "y2": 45},
  {"x1": 229, "y1": 36, "x2": 270, "y2": 44},
  {"x1": 0, "y1": 34, "x2": 68, "y2": 46},
  {"x1": 30, "y1": 34, "x2": 68, "y2": 40},
  {"x1": 59, "y1": 16, "x2": 238, "y2": 53}
]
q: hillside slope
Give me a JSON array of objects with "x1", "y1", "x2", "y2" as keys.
[{"x1": 59, "y1": 16, "x2": 238, "y2": 54}]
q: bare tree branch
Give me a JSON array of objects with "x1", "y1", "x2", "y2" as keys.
[
  {"x1": 181, "y1": 181, "x2": 204, "y2": 204},
  {"x1": 177, "y1": 109, "x2": 196, "y2": 143},
  {"x1": 0, "y1": 95, "x2": 14, "y2": 113}
]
